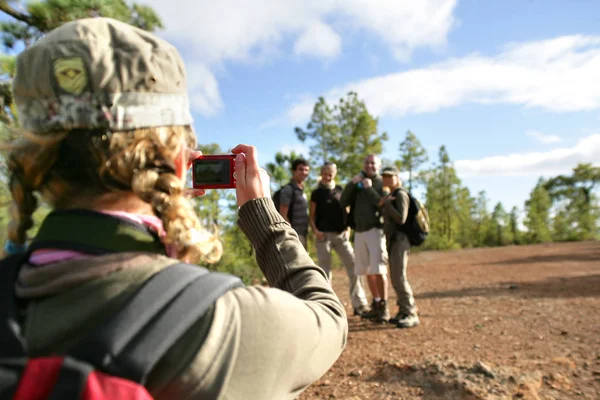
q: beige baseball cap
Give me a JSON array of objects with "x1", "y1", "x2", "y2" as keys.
[
  {"x1": 13, "y1": 17, "x2": 193, "y2": 134},
  {"x1": 381, "y1": 166, "x2": 399, "y2": 176}
]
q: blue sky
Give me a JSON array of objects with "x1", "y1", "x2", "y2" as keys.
[{"x1": 5, "y1": 0, "x2": 600, "y2": 215}]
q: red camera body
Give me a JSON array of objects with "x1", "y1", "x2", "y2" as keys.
[{"x1": 191, "y1": 154, "x2": 236, "y2": 189}]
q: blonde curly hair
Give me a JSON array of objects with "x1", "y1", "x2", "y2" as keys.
[{"x1": 4, "y1": 125, "x2": 222, "y2": 264}]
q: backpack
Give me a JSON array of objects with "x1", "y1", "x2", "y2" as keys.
[
  {"x1": 392, "y1": 188, "x2": 430, "y2": 246},
  {"x1": 0, "y1": 254, "x2": 243, "y2": 400},
  {"x1": 272, "y1": 183, "x2": 294, "y2": 220}
]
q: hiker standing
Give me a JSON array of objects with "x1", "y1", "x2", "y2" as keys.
[
  {"x1": 278, "y1": 158, "x2": 310, "y2": 249},
  {"x1": 310, "y1": 162, "x2": 370, "y2": 316},
  {"x1": 340, "y1": 154, "x2": 390, "y2": 322},
  {"x1": 380, "y1": 166, "x2": 420, "y2": 328}
]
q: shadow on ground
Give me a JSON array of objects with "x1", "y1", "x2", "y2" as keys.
[
  {"x1": 347, "y1": 319, "x2": 397, "y2": 333},
  {"x1": 415, "y1": 274, "x2": 600, "y2": 300},
  {"x1": 485, "y1": 250, "x2": 600, "y2": 266}
]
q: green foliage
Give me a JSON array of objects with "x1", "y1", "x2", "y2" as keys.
[
  {"x1": 472, "y1": 190, "x2": 492, "y2": 247},
  {"x1": 398, "y1": 130, "x2": 428, "y2": 191},
  {"x1": 0, "y1": 0, "x2": 163, "y2": 49},
  {"x1": 192, "y1": 143, "x2": 227, "y2": 229},
  {"x1": 295, "y1": 91, "x2": 388, "y2": 183},
  {"x1": 294, "y1": 96, "x2": 338, "y2": 166},
  {"x1": 422, "y1": 146, "x2": 463, "y2": 250},
  {"x1": 211, "y1": 200, "x2": 261, "y2": 285},
  {"x1": 129, "y1": 3, "x2": 162, "y2": 31},
  {"x1": 544, "y1": 163, "x2": 600, "y2": 240},
  {"x1": 551, "y1": 205, "x2": 574, "y2": 242},
  {"x1": 509, "y1": 206, "x2": 522, "y2": 245},
  {"x1": 489, "y1": 202, "x2": 510, "y2": 246},
  {"x1": 524, "y1": 179, "x2": 552, "y2": 243},
  {"x1": 421, "y1": 232, "x2": 461, "y2": 251},
  {"x1": 264, "y1": 149, "x2": 305, "y2": 191},
  {"x1": 0, "y1": 53, "x2": 17, "y2": 127},
  {"x1": 454, "y1": 186, "x2": 476, "y2": 248},
  {"x1": 188, "y1": 143, "x2": 262, "y2": 283}
]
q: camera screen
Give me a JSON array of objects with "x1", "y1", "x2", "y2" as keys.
[{"x1": 194, "y1": 160, "x2": 231, "y2": 185}]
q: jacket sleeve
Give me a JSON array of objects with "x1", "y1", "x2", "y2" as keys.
[
  {"x1": 384, "y1": 190, "x2": 409, "y2": 225},
  {"x1": 229, "y1": 198, "x2": 348, "y2": 398},
  {"x1": 155, "y1": 197, "x2": 348, "y2": 400},
  {"x1": 364, "y1": 186, "x2": 383, "y2": 206},
  {"x1": 339, "y1": 182, "x2": 356, "y2": 208}
]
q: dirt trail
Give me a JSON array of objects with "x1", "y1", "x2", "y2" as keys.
[{"x1": 299, "y1": 241, "x2": 600, "y2": 399}]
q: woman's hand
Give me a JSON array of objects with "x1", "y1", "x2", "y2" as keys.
[
  {"x1": 315, "y1": 230, "x2": 325, "y2": 241},
  {"x1": 378, "y1": 193, "x2": 395, "y2": 208},
  {"x1": 231, "y1": 144, "x2": 271, "y2": 208},
  {"x1": 185, "y1": 149, "x2": 206, "y2": 198}
]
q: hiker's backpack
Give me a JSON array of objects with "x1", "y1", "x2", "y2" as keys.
[
  {"x1": 0, "y1": 254, "x2": 243, "y2": 400},
  {"x1": 272, "y1": 183, "x2": 294, "y2": 220},
  {"x1": 392, "y1": 188, "x2": 430, "y2": 246}
]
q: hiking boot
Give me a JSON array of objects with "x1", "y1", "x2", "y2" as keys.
[
  {"x1": 389, "y1": 309, "x2": 404, "y2": 325},
  {"x1": 353, "y1": 304, "x2": 371, "y2": 317},
  {"x1": 375, "y1": 300, "x2": 390, "y2": 323},
  {"x1": 390, "y1": 306, "x2": 419, "y2": 324},
  {"x1": 396, "y1": 313, "x2": 420, "y2": 329},
  {"x1": 361, "y1": 300, "x2": 381, "y2": 320}
]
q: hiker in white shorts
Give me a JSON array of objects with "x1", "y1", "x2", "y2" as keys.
[{"x1": 340, "y1": 154, "x2": 390, "y2": 323}]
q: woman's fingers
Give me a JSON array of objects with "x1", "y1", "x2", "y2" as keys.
[
  {"x1": 231, "y1": 144, "x2": 270, "y2": 207},
  {"x1": 185, "y1": 188, "x2": 206, "y2": 198},
  {"x1": 187, "y1": 149, "x2": 203, "y2": 170}
]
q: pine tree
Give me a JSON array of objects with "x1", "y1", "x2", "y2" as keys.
[
  {"x1": 398, "y1": 130, "x2": 428, "y2": 191},
  {"x1": 509, "y1": 206, "x2": 521, "y2": 245},
  {"x1": 294, "y1": 97, "x2": 338, "y2": 166},
  {"x1": 455, "y1": 186, "x2": 475, "y2": 248},
  {"x1": 473, "y1": 191, "x2": 492, "y2": 247},
  {"x1": 490, "y1": 202, "x2": 507, "y2": 246},
  {"x1": 424, "y1": 146, "x2": 461, "y2": 248},
  {"x1": 524, "y1": 179, "x2": 552, "y2": 243},
  {"x1": 295, "y1": 92, "x2": 388, "y2": 183},
  {"x1": 265, "y1": 150, "x2": 307, "y2": 190},
  {"x1": 545, "y1": 163, "x2": 600, "y2": 240}
]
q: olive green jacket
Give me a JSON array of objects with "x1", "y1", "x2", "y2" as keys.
[
  {"x1": 13, "y1": 198, "x2": 347, "y2": 399},
  {"x1": 382, "y1": 187, "x2": 411, "y2": 244},
  {"x1": 340, "y1": 174, "x2": 386, "y2": 233}
]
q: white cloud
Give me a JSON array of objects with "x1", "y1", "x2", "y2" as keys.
[
  {"x1": 293, "y1": 20, "x2": 341, "y2": 60},
  {"x1": 283, "y1": 35, "x2": 600, "y2": 123},
  {"x1": 142, "y1": 0, "x2": 458, "y2": 115},
  {"x1": 146, "y1": 0, "x2": 456, "y2": 64},
  {"x1": 339, "y1": 0, "x2": 457, "y2": 63},
  {"x1": 287, "y1": 101, "x2": 317, "y2": 125},
  {"x1": 186, "y1": 63, "x2": 223, "y2": 117},
  {"x1": 454, "y1": 134, "x2": 600, "y2": 178},
  {"x1": 525, "y1": 130, "x2": 562, "y2": 144}
]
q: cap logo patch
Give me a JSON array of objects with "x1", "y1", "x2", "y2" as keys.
[{"x1": 53, "y1": 57, "x2": 88, "y2": 95}]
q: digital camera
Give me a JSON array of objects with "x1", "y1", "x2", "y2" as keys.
[{"x1": 192, "y1": 154, "x2": 236, "y2": 189}]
